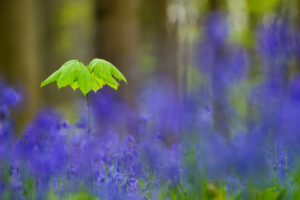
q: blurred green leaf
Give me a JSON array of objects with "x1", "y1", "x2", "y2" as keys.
[
  {"x1": 22, "y1": 177, "x2": 36, "y2": 200},
  {"x1": 246, "y1": 0, "x2": 281, "y2": 14},
  {"x1": 63, "y1": 191, "x2": 99, "y2": 200},
  {"x1": 47, "y1": 189, "x2": 59, "y2": 200}
]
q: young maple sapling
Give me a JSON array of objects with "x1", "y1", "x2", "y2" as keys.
[{"x1": 40, "y1": 58, "x2": 127, "y2": 190}]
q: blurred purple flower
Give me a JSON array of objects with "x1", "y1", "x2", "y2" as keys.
[
  {"x1": 2, "y1": 87, "x2": 21, "y2": 107},
  {"x1": 15, "y1": 110, "x2": 67, "y2": 180},
  {"x1": 257, "y1": 19, "x2": 293, "y2": 61},
  {"x1": 205, "y1": 12, "x2": 229, "y2": 46}
]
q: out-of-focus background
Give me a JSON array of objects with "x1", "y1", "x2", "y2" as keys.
[
  {"x1": 0, "y1": 0, "x2": 300, "y2": 135},
  {"x1": 2, "y1": 1, "x2": 300, "y2": 198}
]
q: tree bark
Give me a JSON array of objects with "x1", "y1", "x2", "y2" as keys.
[
  {"x1": 95, "y1": 0, "x2": 139, "y2": 106},
  {"x1": 0, "y1": 0, "x2": 40, "y2": 125},
  {"x1": 139, "y1": 0, "x2": 178, "y2": 85},
  {"x1": 206, "y1": 0, "x2": 231, "y2": 138}
]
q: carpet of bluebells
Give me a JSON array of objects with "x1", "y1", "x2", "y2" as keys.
[{"x1": 2, "y1": 14, "x2": 300, "y2": 200}]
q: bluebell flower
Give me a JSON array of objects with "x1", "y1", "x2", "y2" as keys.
[
  {"x1": 289, "y1": 76, "x2": 300, "y2": 101},
  {"x1": 2, "y1": 87, "x2": 21, "y2": 107},
  {"x1": 91, "y1": 88, "x2": 139, "y2": 136},
  {"x1": 231, "y1": 131, "x2": 268, "y2": 184},
  {"x1": 197, "y1": 132, "x2": 232, "y2": 180},
  {"x1": 14, "y1": 110, "x2": 67, "y2": 187},
  {"x1": 204, "y1": 12, "x2": 229, "y2": 46},
  {"x1": 139, "y1": 140, "x2": 163, "y2": 175},
  {"x1": 74, "y1": 118, "x2": 87, "y2": 129},
  {"x1": 0, "y1": 105, "x2": 9, "y2": 121},
  {"x1": 226, "y1": 176, "x2": 242, "y2": 196},
  {"x1": 160, "y1": 145, "x2": 181, "y2": 185},
  {"x1": 257, "y1": 19, "x2": 293, "y2": 61}
]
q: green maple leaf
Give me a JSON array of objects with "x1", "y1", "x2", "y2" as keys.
[
  {"x1": 41, "y1": 58, "x2": 127, "y2": 95},
  {"x1": 88, "y1": 58, "x2": 127, "y2": 90}
]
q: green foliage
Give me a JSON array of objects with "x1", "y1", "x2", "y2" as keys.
[
  {"x1": 247, "y1": 185, "x2": 286, "y2": 200},
  {"x1": 47, "y1": 189, "x2": 59, "y2": 200},
  {"x1": 1, "y1": 166, "x2": 12, "y2": 200},
  {"x1": 291, "y1": 168, "x2": 300, "y2": 199},
  {"x1": 22, "y1": 177, "x2": 36, "y2": 200},
  {"x1": 158, "y1": 181, "x2": 229, "y2": 200},
  {"x1": 47, "y1": 190, "x2": 99, "y2": 200},
  {"x1": 41, "y1": 58, "x2": 127, "y2": 95},
  {"x1": 246, "y1": 0, "x2": 281, "y2": 14},
  {"x1": 63, "y1": 192, "x2": 99, "y2": 200}
]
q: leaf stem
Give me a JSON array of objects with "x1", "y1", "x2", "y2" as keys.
[{"x1": 86, "y1": 93, "x2": 93, "y2": 192}]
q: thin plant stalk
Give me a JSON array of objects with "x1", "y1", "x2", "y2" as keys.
[{"x1": 86, "y1": 93, "x2": 93, "y2": 192}]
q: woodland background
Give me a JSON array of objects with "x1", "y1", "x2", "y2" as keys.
[{"x1": 1, "y1": 0, "x2": 300, "y2": 134}]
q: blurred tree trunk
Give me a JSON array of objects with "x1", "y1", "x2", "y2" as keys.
[
  {"x1": 95, "y1": 0, "x2": 139, "y2": 106},
  {"x1": 139, "y1": 0, "x2": 179, "y2": 85},
  {"x1": 0, "y1": 0, "x2": 40, "y2": 125},
  {"x1": 138, "y1": 0, "x2": 180, "y2": 144},
  {"x1": 207, "y1": 0, "x2": 231, "y2": 138},
  {"x1": 37, "y1": 0, "x2": 95, "y2": 116}
]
